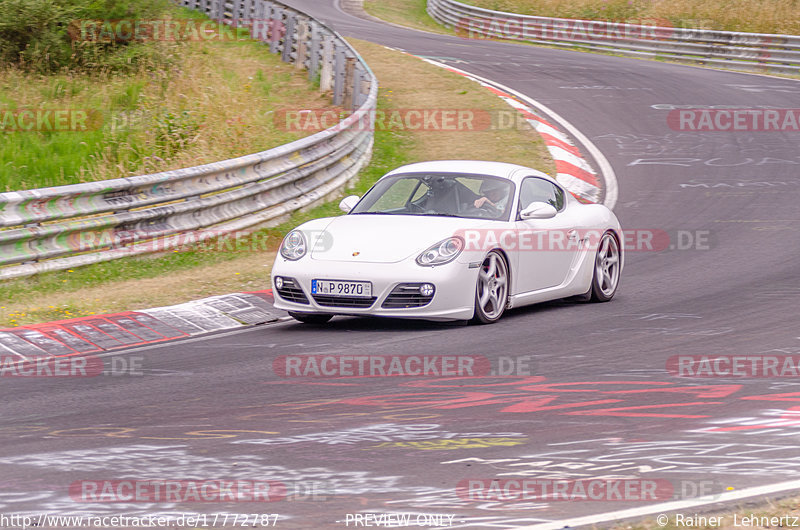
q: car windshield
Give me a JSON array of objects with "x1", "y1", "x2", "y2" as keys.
[{"x1": 350, "y1": 172, "x2": 514, "y2": 220}]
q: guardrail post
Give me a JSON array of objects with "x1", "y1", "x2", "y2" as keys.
[
  {"x1": 296, "y1": 18, "x2": 310, "y2": 70},
  {"x1": 241, "y1": 0, "x2": 254, "y2": 22},
  {"x1": 354, "y1": 65, "x2": 368, "y2": 109},
  {"x1": 320, "y1": 36, "x2": 334, "y2": 92},
  {"x1": 309, "y1": 23, "x2": 321, "y2": 80},
  {"x1": 282, "y1": 12, "x2": 296, "y2": 63},
  {"x1": 253, "y1": 0, "x2": 267, "y2": 41},
  {"x1": 343, "y1": 56, "x2": 357, "y2": 109},
  {"x1": 269, "y1": 6, "x2": 282, "y2": 54},
  {"x1": 333, "y1": 43, "x2": 345, "y2": 105}
]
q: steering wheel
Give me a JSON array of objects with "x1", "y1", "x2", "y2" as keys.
[{"x1": 468, "y1": 200, "x2": 500, "y2": 217}]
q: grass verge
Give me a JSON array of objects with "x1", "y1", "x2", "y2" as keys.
[
  {"x1": 0, "y1": 38, "x2": 552, "y2": 328},
  {"x1": 0, "y1": 7, "x2": 332, "y2": 191},
  {"x1": 363, "y1": 0, "x2": 448, "y2": 34}
]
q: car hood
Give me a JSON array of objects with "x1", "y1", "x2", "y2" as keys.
[{"x1": 309, "y1": 214, "x2": 493, "y2": 263}]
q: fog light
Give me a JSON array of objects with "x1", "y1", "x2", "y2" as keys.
[
  {"x1": 274, "y1": 276, "x2": 284, "y2": 290},
  {"x1": 419, "y1": 283, "x2": 435, "y2": 297}
]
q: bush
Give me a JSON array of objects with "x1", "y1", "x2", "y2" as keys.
[{"x1": 0, "y1": 0, "x2": 176, "y2": 72}]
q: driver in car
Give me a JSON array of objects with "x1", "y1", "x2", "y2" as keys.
[{"x1": 473, "y1": 180, "x2": 510, "y2": 212}]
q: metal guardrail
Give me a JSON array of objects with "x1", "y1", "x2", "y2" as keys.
[
  {"x1": 428, "y1": 0, "x2": 800, "y2": 75},
  {"x1": 0, "y1": 0, "x2": 378, "y2": 280}
]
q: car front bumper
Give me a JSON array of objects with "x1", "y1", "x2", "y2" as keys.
[{"x1": 271, "y1": 257, "x2": 478, "y2": 321}]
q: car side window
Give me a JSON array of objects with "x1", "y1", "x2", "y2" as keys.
[{"x1": 518, "y1": 177, "x2": 565, "y2": 214}]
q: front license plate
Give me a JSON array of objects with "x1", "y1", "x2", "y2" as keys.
[{"x1": 312, "y1": 279, "x2": 372, "y2": 297}]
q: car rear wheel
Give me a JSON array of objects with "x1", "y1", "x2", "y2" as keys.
[
  {"x1": 473, "y1": 250, "x2": 509, "y2": 324},
  {"x1": 288, "y1": 312, "x2": 333, "y2": 324},
  {"x1": 591, "y1": 231, "x2": 621, "y2": 302}
]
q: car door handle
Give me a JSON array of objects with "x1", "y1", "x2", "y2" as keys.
[{"x1": 567, "y1": 229, "x2": 579, "y2": 240}]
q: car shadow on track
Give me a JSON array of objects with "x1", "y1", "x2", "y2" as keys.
[{"x1": 274, "y1": 298, "x2": 596, "y2": 333}]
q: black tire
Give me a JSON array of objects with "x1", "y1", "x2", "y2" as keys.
[
  {"x1": 288, "y1": 312, "x2": 333, "y2": 324},
  {"x1": 472, "y1": 250, "x2": 509, "y2": 324},
  {"x1": 590, "y1": 231, "x2": 621, "y2": 302}
]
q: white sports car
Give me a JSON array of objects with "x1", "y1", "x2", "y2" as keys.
[{"x1": 271, "y1": 161, "x2": 622, "y2": 324}]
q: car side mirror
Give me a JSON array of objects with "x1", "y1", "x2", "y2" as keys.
[
  {"x1": 520, "y1": 201, "x2": 557, "y2": 220},
  {"x1": 339, "y1": 195, "x2": 360, "y2": 213}
]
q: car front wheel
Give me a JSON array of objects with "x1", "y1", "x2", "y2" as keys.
[
  {"x1": 473, "y1": 250, "x2": 509, "y2": 324},
  {"x1": 591, "y1": 231, "x2": 621, "y2": 302}
]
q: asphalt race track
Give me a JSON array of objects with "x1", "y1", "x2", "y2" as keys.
[{"x1": 2, "y1": 2, "x2": 800, "y2": 528}]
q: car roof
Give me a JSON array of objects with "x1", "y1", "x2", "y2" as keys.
[{"x1": 383, "y1": 160, "x2": 553, "y2": 185}]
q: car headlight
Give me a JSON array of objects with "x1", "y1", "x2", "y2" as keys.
[
  {"x1": 416, "y1": 237, "x2": 464, "y2": 266},
  {"x1": 280, "y1": 230, "x2": 307, "y2": 260}
]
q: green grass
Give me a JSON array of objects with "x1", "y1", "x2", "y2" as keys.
[
  {"x1": 0, "y1": 129, "x2": 111, "y2": 190},
  {"x1": 363, "y1": 0, "x2": 447, "y2": 34},
  {"x1": 0, "y1": 6, "x2": 328, "y2": 192},
  {"x1": 0, "y1": 0, "x2": 177, "y2": 73}
]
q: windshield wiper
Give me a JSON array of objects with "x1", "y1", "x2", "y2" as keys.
[
  {"x1": 352, "y1": 212, "x2": 467, "y2": 218},
  {"x1": 424, "y1": 213, "x2": 465, "y2": 218}
]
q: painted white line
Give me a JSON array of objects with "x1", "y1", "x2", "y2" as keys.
[
  {"x1": 0, "y1": 342, "x2": 26, "y2": 360},
  {"x1": 411, "y1": 57, "x2": 619, "y2": 209},
  {"x1": 514, "y1": 478, "x2": 800, "y2": 529}
]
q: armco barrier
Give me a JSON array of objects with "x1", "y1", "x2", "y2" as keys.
[
  {"x1": 0, "y1": 0, "x2": 377, "y2": 280},
  {"x1": 428, "y1": 0, "x2": 800, "y2": 75}
]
